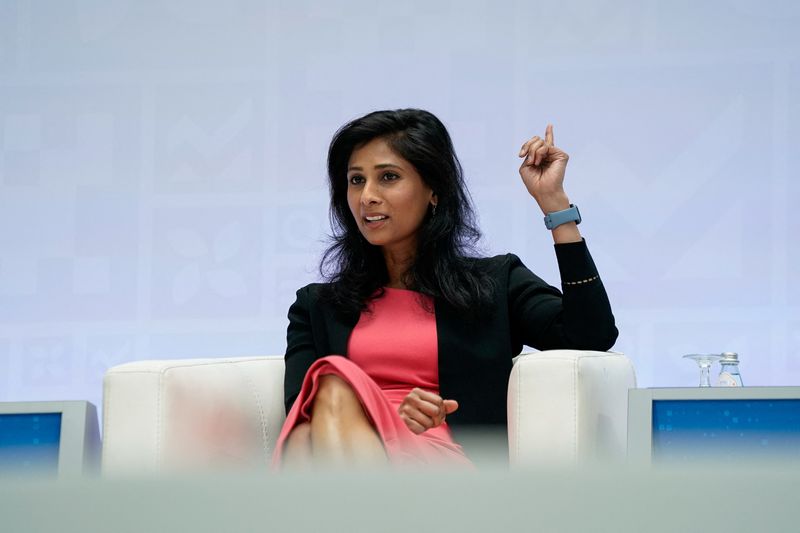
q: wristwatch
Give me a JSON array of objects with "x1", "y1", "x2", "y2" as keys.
[{"x1": 543, "y1": 204, "x2": 581, "y2": 230}]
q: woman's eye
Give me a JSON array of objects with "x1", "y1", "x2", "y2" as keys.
[
  {"x1": 349, "y1": 175, "x2": 364, "y2": 185},
  {"x1": 382, "y1": 172, "x2": 399, "y2": 181}
]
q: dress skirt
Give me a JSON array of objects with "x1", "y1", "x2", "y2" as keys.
[
  {"x1": 271, "y1": 287, "x2": 472, "y2": 469},
  {"x1": 271, "y1": 356, "x2": 472, "y2": 469}
]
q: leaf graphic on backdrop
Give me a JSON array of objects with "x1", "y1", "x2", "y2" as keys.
[
  {"x1": 207, "y1": 269, "x2": 247, "y2": 298},
  {"x1": 172, "y1": 263, "x2": 202, "y2": 305},
  {"x1": 213, "y1": 222, "x2": 243, "y2": 263},
  {"x1": 168, "y1": 228, "x2": 208, "y2": 259}
]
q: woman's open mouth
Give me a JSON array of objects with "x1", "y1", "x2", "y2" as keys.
[{"x1": 364, "y1": 215, "x2": 389, "y2": 228}]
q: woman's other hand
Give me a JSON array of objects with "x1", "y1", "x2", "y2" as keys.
[
  {"x1": 398, "y1": 388, "x2": 459, "y2": 435},
  {"x1": 518, "y1": 124, "x2": 571, "y2": 214}
]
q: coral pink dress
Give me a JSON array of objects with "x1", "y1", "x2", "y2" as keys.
[{"x1": 272, "y1": 287, "x2": 472, "y2": 468}]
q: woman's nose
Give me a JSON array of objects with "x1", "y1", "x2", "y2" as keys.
[{"x1": 360, "y1": 180, "x2": 381, "y2": 205}]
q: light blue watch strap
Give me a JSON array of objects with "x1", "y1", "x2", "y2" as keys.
[{"x1": 543, "y1": 204, "x2": 581, "y2": 230}]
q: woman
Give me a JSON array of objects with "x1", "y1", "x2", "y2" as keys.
[{"x1": 272, "y1": 109, "x2": 617, "y2": 469}]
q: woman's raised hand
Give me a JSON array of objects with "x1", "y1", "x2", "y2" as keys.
[
  {"x1": 518, "y1": 124, "x2": 571, "y2": 214},
  {"x1": 398, "y1": 388, "x2": 459, "y2": 435}
]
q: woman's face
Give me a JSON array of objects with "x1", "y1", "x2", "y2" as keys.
[{"x1": 346, "y1": 137, "x2": 435, "y2": 258}]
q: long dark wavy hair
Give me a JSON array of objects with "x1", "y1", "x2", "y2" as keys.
[{"x1": 319, "y1": 108, "x2": 494, "y2": 317}]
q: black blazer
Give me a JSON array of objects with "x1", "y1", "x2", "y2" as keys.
[{"x1": 283, "y1": 240, "x2": 618, "y2": 448}]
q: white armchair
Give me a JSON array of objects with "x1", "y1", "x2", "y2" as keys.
[{"x1": 101, "y1": 351, "x2": 635, "y2": 474}]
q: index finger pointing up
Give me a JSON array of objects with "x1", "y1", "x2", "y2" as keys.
[{"x1": 545, "y1": 123, "x2": 554, "y2": 146}]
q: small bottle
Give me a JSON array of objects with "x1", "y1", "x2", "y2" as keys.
[{"x1": 716, "y1": 352, "x2": 743, "y2": 386}]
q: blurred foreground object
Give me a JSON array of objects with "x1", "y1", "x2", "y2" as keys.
[
  {"x1": 3, "y1": 467, "x2": 799, "y2": 533},
  {"x1": 102, "y1": 351, "x2": 635, "y2": 474}
]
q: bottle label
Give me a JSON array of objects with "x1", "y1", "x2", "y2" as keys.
[{"x1": 717, "y1": 372, "x2": 739, "y2": 387}]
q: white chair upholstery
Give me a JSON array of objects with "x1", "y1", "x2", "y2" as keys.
[
  {"x1": 102, "y1": 351, "x2": 635, "y2": 474},
  {"x1": 508, "y1": 351, "x2": 636, "y2": 467},
  {"x1": 102, "y1": 356, "x2": 285, "y2": 475}
]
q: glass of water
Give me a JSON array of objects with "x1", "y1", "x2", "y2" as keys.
[{"x1": 683, "y1": 353, "x2": 722, "y2": 387}]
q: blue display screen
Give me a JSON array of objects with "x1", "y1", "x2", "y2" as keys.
[
  {"x1": 652, "y1": 399, "x2": 800, "y2": 462},
  {"x1": 0, "y1": 413, "x2": 62, "y2": 474}
]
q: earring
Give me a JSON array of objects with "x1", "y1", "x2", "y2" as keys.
[{"x1": 431, "y1": 203, "x2": 437, "y2": 217}]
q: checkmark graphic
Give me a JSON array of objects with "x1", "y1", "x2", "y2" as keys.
[
  {"x1": 162, "y1": 100, "x2": 256, "y2": 184},
  {"x1": 581, "y1": 96, "x2": 746, "y2": 238}
]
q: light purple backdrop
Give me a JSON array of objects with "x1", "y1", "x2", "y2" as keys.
[{"x1": 1, "y1": 1, "x2": 799, "y2": 422}]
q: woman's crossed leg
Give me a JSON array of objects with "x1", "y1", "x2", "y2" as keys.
[{"x1": 282, "y1": 374, "x2": 387, "y2": 469}]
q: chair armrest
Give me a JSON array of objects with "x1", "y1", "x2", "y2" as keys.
[
  {"x1": 507, "y1": 350, "x2": 636, "y2": 467},
  {"x1": 102, "y1": 356, "x2": 285, "y2": 475}
]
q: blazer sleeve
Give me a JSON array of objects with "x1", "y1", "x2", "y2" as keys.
[
  {"x1": 508, "y1": 239, "x2": 618, "y2": 351},
  {"x1": 283, "y1": 285, "x2": 318, "y2": 413}
]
